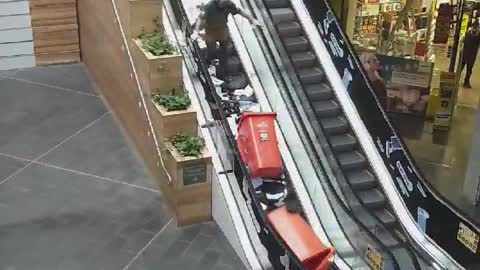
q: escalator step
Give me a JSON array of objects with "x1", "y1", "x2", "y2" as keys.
[
  {"x1": 222, "y1": 73, "x2": 249, "y2": 91},
  {"x1": 284, "y1": 36, "x2": 309, "y2": 52},
  {"x1": 346, "y1": 169, "x2": 376, "y2": 190},
  {"x1": 313, "y1": 100, "x2": 339, "y2": 117},
  {"x1": 226, "y1": 56, "x2": 242, "y2": 74},
  {"x1": 352, "y1": 204, "x2": 378, "y2": 228},
  {"x1": 298, "y1": 67, "x2": 324, "y2": 84},
  {"x1": 330, "y1": 133, "x2": 357, "y2": 152},
  {"x1": 337, "y1": 151, "x2": 366, "y2": 171},
  {"x1": 264, "y1": 0, "x2": 289, "y2": 9},
  {"x1": 270, "y1": 8, "x2": 296, "y2": 24},
  {"x1": 277, "y1": 22, "x2": 302, "y2": 37},
  {"x1": 320, "y1": 116, "x2": 349, "y2": 135},
  {"x1": 357, "y1": 188, "x2": 386, "y2": 208},
  {"x1": 305, "y1": 83, "x2": 332, "y2": 101},
  {"x1": 291, "y1": 52, "x2": 316, "y2": 69},
  {"x1": 374, "y1": 226, "x2": 402, "y2": 248},
  {"x1": 374, "y1": 209, "x2": 397, "y2": 227}
]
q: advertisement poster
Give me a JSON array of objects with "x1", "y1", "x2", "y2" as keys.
[
  {"x1": 375, "y1": 54, "x2": 433, "y2": 116},
  {"x1": 434, "y1": 72, "x2": 457, "y2": 129}
]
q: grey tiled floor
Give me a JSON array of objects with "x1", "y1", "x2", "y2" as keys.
[{"x1": 0, "y1": 64, "x2": 245, "y2": 270}]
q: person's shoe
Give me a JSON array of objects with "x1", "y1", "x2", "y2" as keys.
[{"x1": 464, "y1": 81, "x2": 472, "y2": 88}]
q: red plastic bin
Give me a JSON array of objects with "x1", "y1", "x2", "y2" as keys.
[
  {"x1": 237, "y1": 112, "x2": 283, "y2": 180},
  {"x1": 267, "y1": 206, "x2": 336, "y2": 270}
]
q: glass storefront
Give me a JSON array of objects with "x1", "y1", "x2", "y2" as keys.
[{"x1": 341, "y1": 0, "x2": 480, "y2": 129}]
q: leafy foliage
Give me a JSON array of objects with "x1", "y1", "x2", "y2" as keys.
[
  {"x1": 139, "y1": 32, "x2": 176, "y2": 56},
  {"x1": 152, "y1": 92, "x2": 191, "y2": 111},
  {"x1": 171, "y1": 132, "x2": 205, "y2": 157}
]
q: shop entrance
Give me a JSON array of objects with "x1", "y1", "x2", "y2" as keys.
[{"x1": 337, "y1": 0, "x2": 480, "y2": 222}]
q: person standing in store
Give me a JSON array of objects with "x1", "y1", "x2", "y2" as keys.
[
  {"x1": 192, "y1": 0, "x2": 260, "y2": 77},
  {"x1": 461, "y1": 20, "x2": 480, "y2": 88}
]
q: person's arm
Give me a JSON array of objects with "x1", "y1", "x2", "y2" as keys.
[
  {"x1": 237, "y1": 8, "x2": 257, "y2": 24},
  {"x1": 228, "y1": 1, "x2": 260, "y2": 26},
  {"x1": 194, "y1": 12, "x2": 204, "y2": 32},
  {"x1": 191, "y1": 10, "x2": 205, "y2": 39}
]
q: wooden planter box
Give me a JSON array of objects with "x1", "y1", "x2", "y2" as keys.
[
  {"x1": 132, "y1": 39, "x2": 183, "y2": 96},
  {"x1": 151, "y1": 100, "x2": 198, "y2": 140},
  {"x1": 163, "y1": 143, "x2": 212, "y2": 226},
  {"x1": 130, "y1": 0, "x2": 163, "y2": 38}
]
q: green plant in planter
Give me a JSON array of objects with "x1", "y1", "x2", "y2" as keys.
[
  {"x1": 139, "y1": 32, "x2": 175, "y2": 56},
  {"x1": 171, "y1": 132, "x2": 205, "y2": 157},
  {"x1": 152, "y1": 92, "x2": 191, "y2": 111}
]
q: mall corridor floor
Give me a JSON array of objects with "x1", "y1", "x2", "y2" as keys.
[{"x1": 0, "y1": 64, "x2": 245, "y2": 270}]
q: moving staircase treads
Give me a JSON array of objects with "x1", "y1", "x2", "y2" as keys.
[{"x1": 265, "y1": 0, "x2": 415, "y2": 265}]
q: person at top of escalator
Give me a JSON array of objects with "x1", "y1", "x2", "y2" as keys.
[{"x1": 192, "y1": 0, "x2": 260, "y2": 78}]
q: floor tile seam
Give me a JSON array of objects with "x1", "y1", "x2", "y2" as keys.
[
  {"x1": 0, "y1": 152, "x2": 159, "y2": 192},
  {"x1": 7, "y1": 69, "x2": 20, "y2": 77},
  {"x1": 0, "y1": 162, "x2": 32, "y2": 186},
  {"x1": 0, "y1": 152, "x2": 31, "y2": 163},
  {"x1": 180, "y1": 231, "x2": 206, "y2": 258},
  {"x1": 34, "y1": 160, "x2": 160, "y2": 193},
  {"x1": 0, "y1": 70, "x2": 19, "y2": 81},
  {"x1": 33, "y1": 112, "x2": 110, "y2": 162},
  {"x1": 122, "y1": 219, "x2": 174, "y2": 270},
  {"x1": 0, "y1": 113, "x2": 109, "y2": 186},
  {"x1": 5, "y1": 76, "x2": 100, "y2": 98}
]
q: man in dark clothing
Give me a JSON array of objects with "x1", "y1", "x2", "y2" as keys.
[
  {"x1": 461, "y1": 21, "x2": 480, "y2": 88},
  {"x1": 192, "y1": 0, "x2": 259, "y2": 77}
]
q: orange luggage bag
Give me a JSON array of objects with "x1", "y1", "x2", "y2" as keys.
[
  {"x1": 237, "y1": 112, "x2": 283, "y2": 179},
  {"x1": 267, "y1": 206, "x2": 336, "y2": 270}
]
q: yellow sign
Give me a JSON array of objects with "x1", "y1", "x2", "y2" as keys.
[
  {"x1": 457, "y1": 222, "x2": 479, "y2": 253},
  {"x1": 366, "y1": 245, "x2": 385, "y2": 270},
  {"x1": 461, "y1": 15, "x2": 470, "y2": 37}
]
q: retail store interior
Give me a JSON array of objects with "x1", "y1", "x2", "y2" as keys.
[{"x1": 337, "y1": 0, "x2": 480, "y2": 223}]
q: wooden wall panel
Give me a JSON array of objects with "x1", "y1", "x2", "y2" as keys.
[
  {"x1": 77, "y1": 0, "x2": 172, "y2": 205},
  {"x1": 30, "y1": 0, "x2": 80, "y2": 65}
]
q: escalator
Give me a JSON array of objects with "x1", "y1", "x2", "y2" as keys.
[
  {"x1": 227, "y1": 9, "x2": 403, "y2": 270},
  {"x1": 166, "y1": 0, "x2": 420, "y2": 269},
  {"x1": 246, "y1": 0, "x2": 480, "y2": 269},
  {"x1": 165, "y1": 0, "x2": 341, "y2": 269},
  {"x1": 250, "y1": 0, "x2": 425, "y2": 269},
  {"x1": 165, "y1": 0, "x2": 480, "y2": 268}
]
